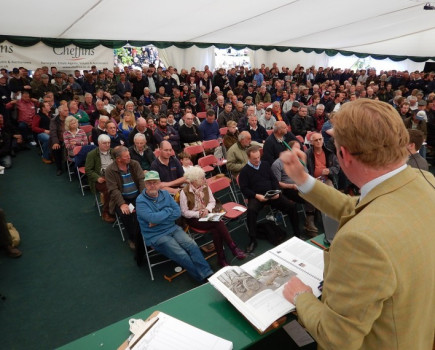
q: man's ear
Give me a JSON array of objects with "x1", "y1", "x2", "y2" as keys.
[{"x1": 339, "y1": 146, "x2": 352, "y2": 167}]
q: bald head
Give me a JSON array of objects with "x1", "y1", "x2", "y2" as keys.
[
  {"x1": 273, "y1": 121, "x2": 288, "y2": 136},
  {"x1": 136, "y1": 117, "x2": 147, "y2": 131}
]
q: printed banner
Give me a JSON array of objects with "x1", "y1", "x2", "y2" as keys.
[{"x1": 0, "y1": 41, "x2": 114, "y2": 72}]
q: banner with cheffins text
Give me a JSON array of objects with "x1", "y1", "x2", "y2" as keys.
[{"x1": 0, "y1": 41, "x2": 113, "y2": 72}]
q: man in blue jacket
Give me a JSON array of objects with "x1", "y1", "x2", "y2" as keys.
[{"x1": 136, "y1": 171, "x2": 213, "y2": 282}]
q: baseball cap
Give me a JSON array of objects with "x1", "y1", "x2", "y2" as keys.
[{"x1": 144, "y1": 170, "x2": 160, "y2": 181}]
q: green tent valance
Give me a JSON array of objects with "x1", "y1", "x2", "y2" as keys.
[{"x1": 0, "y1": 35, "x2": 433, "y2": 63}]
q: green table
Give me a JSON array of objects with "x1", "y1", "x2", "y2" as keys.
[
  {"x1": 60, "y1": 236, "x2": 327, "y2": 350},
  {"x1": 59, "y1": 283, "x2": 277, "y2": 350}
]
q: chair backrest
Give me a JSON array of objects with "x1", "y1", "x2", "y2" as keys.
[
  {"x1": 209, "y1": 176, "x2": 239, "y2": 204},
  {"x1": 208, "y1": 177, "x2": 231, "y2": 194},
  {"x1": 219, "y1": 127, "x2": 228, "y2": 136},
  {"x1": 80, "y1": 125, "x2": 93, "y2": 133},
  {"x1": 296, "y1": 135, "x2": 304, "y2": 143},
  {"x1": 73, "y1": 145, "x2": 82, "y2": 157},
  {"x1": 202, "y1": 139, "x2": 220, "y2": 151},
  {"x1": 184, "y1": 144, "x2": 204, "y2": 156},
  {"x1": 198, "y1": 154, "x2": 217, "y2": 168},
  {"x1": 305, "y1": 131, "x2": 315, "y2": 145},
  {"x1": 197, "y1": 112, "x2": 207, "y2": 119},
  {"x1": 74, "y1": 144, "x2": 97, "y2": 166}
]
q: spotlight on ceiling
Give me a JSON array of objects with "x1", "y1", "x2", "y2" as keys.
[{"x1": 423, "y1": 2, "x2": 435, "y2": 9}]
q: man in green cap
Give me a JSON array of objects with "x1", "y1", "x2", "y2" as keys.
[{"x1": 136, "y1": 171, "x2": 213, "y2": 282}]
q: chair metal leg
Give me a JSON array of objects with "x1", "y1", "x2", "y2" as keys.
[
  {"x1": 94, "y1": 193, "x2": 102, "y2": 216},
  {"x1": 113, "y1": 212, "x2": 126, "y2": 241}
]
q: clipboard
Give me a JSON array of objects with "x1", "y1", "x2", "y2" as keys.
[
  {"x1": 118, "y1": 310, "x2": 233, "y2": 350},
  {"x1": 118, "y1": 311, "x2": 160, "y2": 350}
]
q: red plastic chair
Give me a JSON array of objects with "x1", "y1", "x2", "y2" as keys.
[
  {"x1": 198, "y1": 154, "x2": 219, "y2": 174},
  {"x1": 184, "y1": 144, "x2": 205, "y2": 158},
  {"x1": 219, "y1": 127, "x2": 228, "y2": 136},
  {"x1": 73, "y1": 146, "x2": 89, "y2": 196},
  {"x1": 197, "y1": 112, "x2": 207, "y2": 119},
  {"x1": 266, "y1": 129, "x2": 273, "y2": 135},
  {"x1": 80, "y1": 125, "x2": 93, "y2": 142},
  {"x1": 208, "y1": 177, "x2": 248, "y2": 233},
  {"x1": 202, "y1": 139, "x2": 220, "y2": 155}
]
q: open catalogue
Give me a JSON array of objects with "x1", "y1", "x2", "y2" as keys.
[{"x1": 208, "y1": 237, "x2": 324, "y2": 333}]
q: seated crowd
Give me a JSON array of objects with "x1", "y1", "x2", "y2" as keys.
[{"x1": 1, "y1": 62, "x2": 434, "y2": 272}]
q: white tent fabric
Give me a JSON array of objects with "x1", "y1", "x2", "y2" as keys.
[{"x1": 1, "y1": 0, "x2": 435, "y2": 70}]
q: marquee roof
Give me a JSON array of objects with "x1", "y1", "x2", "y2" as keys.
[{"x1": 1, "y1": 0, "x2": 435, "y2": 61}]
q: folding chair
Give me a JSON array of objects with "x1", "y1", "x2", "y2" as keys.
[
  {"x1": 208, "y1": 177, "x2": 248, "y2": 234},
  {"x1": 37, "y1": 139, "x2": 44, "y2": 158},
  {"x1": 197, "y1": 111, "x2": 207, "y2": 120},
  {"x1": 198, "y1": 154, "x2": 224, "y2": 175},
  {"x1": 184, "y1": 144, "x2": 204, "y2": 158},
  {"x1": 305, "y1": 131, "x2": 315, "y2": 148},
  {"x1": 141, "y1": 235, "x2": 171, "y2": 281},
  {"x1": 234, "y1": 174, "x2": 287, "y2": 227},
  {"x1": 73, "y1": 146, "x2": 90, "y2": 196},
  {"x1": 113, "y1": 212, "x2": 126, "y2": 242},
  {"x1": 184, "y1": 224, "x2": 214, "y2": 252},
  {"x1": 202, "y1": 139, "x2": 220, "y2": 155},
  {"x1": 66, "y1": 150, "x2": 75, "y2": 182},
  {"x1": 295, "y1": 135, "x2": 308, "y2": 151},
  {"x1": 79, "y1": 125, "x2": 93, "y2": 143},
  {"x1": 94, "y1": 192, "x2": 103, "y2": 216},
  {"x1": 219, "y1": 127, "x2": 228, "y2": 137}
]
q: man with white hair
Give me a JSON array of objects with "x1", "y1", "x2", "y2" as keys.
[
  {"x1": 91, "y1": 115, "x2": 109, "y2": 144},
  {"x1": 128, "y1": 117, "x2": 154, "y2": 149},
  {"x1": 85, "y1": 134, "x2": 115, "y2": 222}
]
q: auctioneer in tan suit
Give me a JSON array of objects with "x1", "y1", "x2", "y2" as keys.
[{"x1": 297, "y1": 166, "x2": 435, "y2": 350}]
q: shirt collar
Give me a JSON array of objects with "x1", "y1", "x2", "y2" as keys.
[
  {"x1": 359, "y1": 164, "x2": 407, "y2": 201},
  {"x1": 248, "y1": 160, "x2": 261, "y2": 170}
]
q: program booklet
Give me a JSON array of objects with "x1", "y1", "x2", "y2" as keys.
[
  {"x1": 208, "y1": 237, "x2": 324, "y2": 333},
  {"x1": 198, "y1": 212, "x2": 226, "y2": 222},
  {"x1": 264, "y1": 189, "x2": 281, "y2": 199}
]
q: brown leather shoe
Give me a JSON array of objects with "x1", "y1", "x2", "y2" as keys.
[
  {"x1": 42, "y1": 158, "x2": 52, "y2": 164},
  {"x1": 128, "y1": 240, "x2": 136, "y2": 250},
  {"x1": 102, "y1": 213, "x2": 115, "y2": 223},
  {"x1": 7, "y1": 245, "x2": 22, "y2": 258}
]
